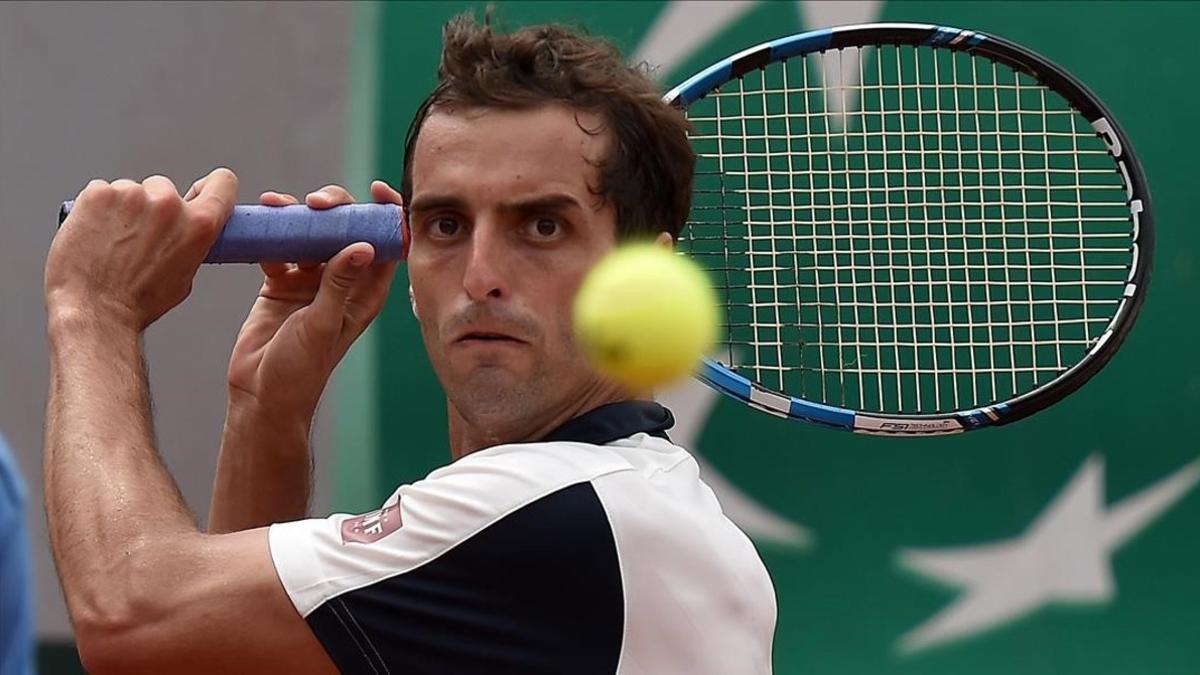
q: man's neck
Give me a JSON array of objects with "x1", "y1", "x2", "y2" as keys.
[{"x1": 447, "y1": 381, "x2": 632, "y2": 460}]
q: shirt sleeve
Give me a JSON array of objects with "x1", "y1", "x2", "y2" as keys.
[{"x1": 269, "y1": 443, "x2": 630, "y2": 675}]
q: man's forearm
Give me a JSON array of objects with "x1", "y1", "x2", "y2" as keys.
[
  {"x1": 44, "y1": 310, "x2": 197, "y2": 621},
  {"x1": 208, "y1": 399, "x2": 312, "y2": 533}
]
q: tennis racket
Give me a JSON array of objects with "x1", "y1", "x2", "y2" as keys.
[{"x1": 671, "y1": 23, "x2": 1151, "y2": 435}]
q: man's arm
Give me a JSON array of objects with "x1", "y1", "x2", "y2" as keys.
[
  {"x1": 208, "y1": 398, "x2": 314, "y2": 533},
  {"x1": 42, "y1": 171, "x2": 364, "y2": 673},
  {"x1": 207, "y1": 182, "x2": 399, "y2": 534},
  {"x1": 45, "y1": 312, "x2": 333, "y2": 673}
]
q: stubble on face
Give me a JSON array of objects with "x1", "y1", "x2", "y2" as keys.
[
  {"x1": 431, "y1": 300, "x2": 561, "y2": 422},
  {"x1": 406, "y1": 104, "x2": 626, "y2": 453}
]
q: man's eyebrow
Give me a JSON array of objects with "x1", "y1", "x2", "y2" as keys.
[
  {"x1": 409, "y1": 192, "x2": 587, "y2": 214},
  {"x1": 408, "y1": 194, "x2": 467, "y2": 213},
  {"x1": 496, "y1": 193, "x2": 585, "y2": 214}
]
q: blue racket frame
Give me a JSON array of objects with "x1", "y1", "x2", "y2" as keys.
[{"x1": 665, "y1": 23, "x2": 1153, "y2": 435}]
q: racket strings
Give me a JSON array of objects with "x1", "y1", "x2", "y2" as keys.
[{"x1": 680, "y1": 44, "x2": 1133, "y2": 415}]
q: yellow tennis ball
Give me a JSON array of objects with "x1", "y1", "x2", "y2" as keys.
[{"x1": 573, "y1": 243, "x2": 719, "y2": 390}]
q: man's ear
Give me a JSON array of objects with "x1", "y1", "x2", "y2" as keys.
[
  {"x1": 409, "y1": 284, "x2": 419, "y2": 319},
  {"x1": 655, "y1": 231, "x2": 674, "y2": 249}
]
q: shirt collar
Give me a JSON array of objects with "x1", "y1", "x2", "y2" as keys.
[{"x1": 540, "y1": 401, "x2": 675, "y2": 445}]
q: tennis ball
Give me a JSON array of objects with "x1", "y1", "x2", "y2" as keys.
[{"x1": 573, "y1": 243, "x2": 719, "y2": 390}]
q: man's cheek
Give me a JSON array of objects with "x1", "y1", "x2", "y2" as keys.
[
  {"x1": 554, "y1": 315, "x2": 583, "y2": 359},
  {"x1": 415, "y1": 316, "x2": 442, "y2": 364}
]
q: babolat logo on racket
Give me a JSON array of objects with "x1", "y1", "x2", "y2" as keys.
[{"x1": 1094, "y1": 117, "x2": 1147, "y2": 233}]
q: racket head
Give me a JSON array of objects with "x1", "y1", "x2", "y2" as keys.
[{"x1": 668, "y1": 23, "x2": 1152, "y2": 435}]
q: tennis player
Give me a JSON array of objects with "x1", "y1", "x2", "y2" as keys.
[{"x1": 43, "y1": 15, "x2": 776, "y2": 674}]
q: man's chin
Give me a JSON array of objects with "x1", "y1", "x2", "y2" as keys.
[
  {"x1": 454, "y1": 365, "x2": 525, "y2": 396},
  {"x1": 455, "y1": 359, "x2": 552, "y2": 405}
]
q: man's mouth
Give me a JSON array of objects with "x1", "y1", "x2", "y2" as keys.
[{"x1": 456, "y1": 331, "x2": 527, "y2": 344}]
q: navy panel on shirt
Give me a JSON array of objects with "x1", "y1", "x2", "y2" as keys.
[
  {"x1": 541, "y1": 401, "x2": 674, "y2": 445},
  {"x1": 306, "y1": 481, "x2": 624, "y2": 674}
]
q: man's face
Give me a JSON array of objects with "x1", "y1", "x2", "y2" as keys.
[{"x1": 407, "y1": 104, "x2": 619, "y2": 434}]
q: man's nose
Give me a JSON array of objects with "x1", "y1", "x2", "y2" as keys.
[{"x1": 463, "y1": 222, "x2": 510, "y2": 302}]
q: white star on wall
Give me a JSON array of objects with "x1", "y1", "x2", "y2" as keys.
[
  {"x1": 657, "y1": 375, "x2": 813, "y2": 548},
  {"x1": 896, "y1": 454, "x2": 1200, "y2": 654}
]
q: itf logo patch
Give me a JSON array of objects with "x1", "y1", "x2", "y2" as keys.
[{"x1": 340, "y1": 502, "x2": 402, "y2": 544}]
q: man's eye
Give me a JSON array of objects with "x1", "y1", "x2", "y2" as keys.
[
  {"x1": 531, "y1": 218, "x2": 561, "y2": 239},
  {"x1": 431, "y1": 217, "x2": 460, "y2": 237}
]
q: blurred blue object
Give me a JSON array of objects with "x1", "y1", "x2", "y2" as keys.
[{"x1": 0, "y1": 432, "x2": 34, "y2": 675}]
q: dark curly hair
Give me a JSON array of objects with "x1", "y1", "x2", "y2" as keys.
[{"x1": 401, "y1": 11, "x2": 695, "y2": 240}]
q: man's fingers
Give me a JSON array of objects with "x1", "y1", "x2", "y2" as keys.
[
  {"x1": 259, "y1": 261, "x2": 291, "y2": 278},
  {"x1": 96, "y1": 180, "x2": 143, "y2": 217},
  {"x1": 348, "y1": 255, "x2": 399, "y2": 304},
  {"x1": 303, "y1": 186, "x2": 353, "y2": 270},
  {"x1": 66, "y1": 180, "x2": 114, "y2": 220},
  {"x1": 188, "y1": 167, "x2": 238, "y2": 235},
  {"x1": 141, "y1": 175, "x2": 183, "y2": 221},
  {"x1": 369, "y1": 180, "x2": 403, "y2": 205},
  {"x1": 308, "y1": 243, "x2": 374, "y2": 332},
  {"x1": 305, "y1": 184, "x2": 355, "y2": 209},
  {"x1": 142, "y1": 175, "x2": 179, "y2": 195},
  {"x1": 258, "y1": 192, "x2": 301, "y2": 273},
  {"x1": 344, "y1": 260, "x2": 399, "y2": 329},
  {"x1": 80, "y1": 178, "x2": 110, "y2": 195},
  {"x1": 183, "y1": 175, "x2": 205, "y2": 201},
  {"x1": 260, "y1": 191, "x2": 300, "y2": 207}
]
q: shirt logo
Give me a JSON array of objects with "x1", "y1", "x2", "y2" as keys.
[{"x1": 340, "y1": 502, "x2": 402, "y2": 544}]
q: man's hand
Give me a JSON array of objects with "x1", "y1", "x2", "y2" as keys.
[
  {"x1": 45, "y1": 168, "x2": 237, "y2": 332},
  {"x1": 226, "y1": 180, "x2": 400, "y2": 422},
  {"x1": 43, "y1": 166, "x2": 336, "y2": 673},
  {"x1": 209, "y1": 180, "x2": 399, "y2": 533}
]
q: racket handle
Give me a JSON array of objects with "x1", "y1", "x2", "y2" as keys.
[{"x1": 57, "y1": 201, "x2": 408, "y2": 264}]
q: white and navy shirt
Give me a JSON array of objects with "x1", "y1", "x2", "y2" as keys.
[{"x1": 269, "y1": 402, "x2": 777, "y2": 674}]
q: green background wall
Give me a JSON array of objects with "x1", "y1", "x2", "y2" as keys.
[{"x1": 344, "y1": 2, "x2": 1199, "y2": 673}]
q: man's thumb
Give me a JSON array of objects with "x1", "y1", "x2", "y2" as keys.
[{"x1": 310, "y1": 244, "x2": 373, "y2": 324}]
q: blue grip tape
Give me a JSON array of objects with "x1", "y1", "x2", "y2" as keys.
[{"x1": 58, "y1": 201, "x2": 406, "y2": 264}]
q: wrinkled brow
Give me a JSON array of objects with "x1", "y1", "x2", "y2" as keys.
[{"x1": 409, "y1": 192, "x2": 586, "y2": 215}]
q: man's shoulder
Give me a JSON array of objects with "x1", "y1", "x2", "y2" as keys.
[
  {"x1": 280, "y1": 459, "x2": 628, "y2": 674},
  {"x1": 427, "y1": 433, "x2": 692, "y2": 490},
  {"x1": 269, "y1": 438, "x2": 643, "y2": 616},
  {"x1": 432, "y1": 437, "x2": 636, "y2": 481}
]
